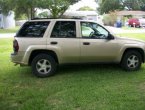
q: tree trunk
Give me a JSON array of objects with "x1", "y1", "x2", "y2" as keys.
[
  {"x1": 27, "y1": 9, "x2": 31, "y2": 20},
  {"x1": 31, "y1": 8, "x2": 33, "y2": 19}
]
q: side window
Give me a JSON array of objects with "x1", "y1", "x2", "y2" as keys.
[
  {"x1": 17, "y1": 21, "x2": 49, "y2": 37},
  {"x1": 81, "y1": 22, "x2": 109, "y2": 39},
  {"x1": 51, "y1": 21, "x2": 76, "y2": 38}
]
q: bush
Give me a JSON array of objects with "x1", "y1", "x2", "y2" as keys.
[{"x1": 103, "y1": 11, "x2": 117, "y2": 26}]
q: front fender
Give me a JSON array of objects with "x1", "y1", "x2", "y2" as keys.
[{"x1": 116, "y1": 44, "x2": 145, "y2": 62}]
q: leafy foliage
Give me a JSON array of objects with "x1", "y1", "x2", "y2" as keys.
[
  {"x1": 99, "y1": 0, "x2": 123, "y2": 14},
  {"x1": 99, "y1": 0, "x2": 145, "y2": 14},
  {"x1": 120, "y1": 0, "x2": 141, "y2": 10},
  {"x1": 139, "y1": 0, "x2": 145, "y2": 11},
  {"x1": 0, "y1": 0, "x2": 14, "y2": 15},
  {"x1": 38, "y1": 0, "x2": 79, "y2": 18},
  {"x1": 103, "y1": 11, "x2": 118, "y2": 26},
  {"x1": 38, "y1": 11, "x2": 49, "y2": 18},
  {"x1": 14, "y1": 0, "x2": 39, "y2": 20},
  {"x1": 0, "y1": 0, "x2": 79, "y2": 19},
  {"x1": 78, "y1": 6, "x2": 95, "y2": 11}
]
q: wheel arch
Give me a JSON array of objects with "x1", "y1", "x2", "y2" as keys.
[
  {"x1": 29, "y1": 50, "x2": 59, "y2": 65},
  {"x1": 121, "y1": 48, "x2": 145, "y2": 63}
]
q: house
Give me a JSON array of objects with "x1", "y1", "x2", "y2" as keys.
[
  {"x1": 0, "y1": 10, "x2": 15, "y2": 29},
  {"x1": 64, "y1": 11, "x2": 98, "y2": 21},
  {"x1": 117, "y1": 11, "x2": 145, "y2": 18},
  {"x1": 37, "y1": 10, "x2": 99, "y2": 21}
]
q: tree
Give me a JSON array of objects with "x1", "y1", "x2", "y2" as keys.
[
  {"x1": 120, "y1": 0, "x2": 141, "y2": 10},
  {"x1": 14, "y1": 0, "x2": 79, "y2": 19},
  {"x1": 0, "y1": 0, "x2": 80, "y2": 19},
  {"x1": 0, "y1": 0, "x2": 14, "y2": 15},
  {"x1": 99, "y1": 0, "x2": 123, "y2": 14},
  {"x1": 99, "y1": 0, "x2": 145, "y2": 14},
  {"x1": 38, "y1": 0, "x2": 79, "y2": 18},
  {"x1": 0, "y1": 0, "x2": 38, "y2": 19},
  {"x1": 38, "y1": 11, "x2": 49, "y2": 18},
  {"x1": 78, "y1": 6, "x2": 95, "y2": 11},
  {"x1": 14, "y1": 0, "x2": 39, "y2": 20},
  {"x1": 140, "y1": 0, "x2": 145, "y2": 11}
]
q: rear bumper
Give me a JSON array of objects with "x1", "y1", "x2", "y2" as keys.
[{"x1": 11, "y1": 52, "x2": 27, "y2": 65}]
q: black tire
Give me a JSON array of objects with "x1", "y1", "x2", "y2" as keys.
[
  {"x1": 121, "y1": 50, "x2": 142, "y2": 71},
  {"x1": 31, "y1": 54, "x2": 57, "y2": 78},
  {"x1": 135, "y1": 25, "x2": 141, "y2": 28}
]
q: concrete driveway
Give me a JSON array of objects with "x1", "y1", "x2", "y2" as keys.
[
  {"x1": 0, "y1": 33, "x2": 15, "y2": 38},
  {"x1": 106, "y1": 26, "x2": 145, "y2": 34}
]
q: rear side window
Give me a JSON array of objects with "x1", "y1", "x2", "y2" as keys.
[
  {"x1": 51, "y1": 21, "x2": 76, "y2": 38},
  {"x1": 16, "y1": 21, "x2": 49, "y2": 37}
]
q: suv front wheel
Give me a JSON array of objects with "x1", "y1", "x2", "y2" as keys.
[
  {"x1": 121, "y1": 50, "x2": 142, "y2": 71},
  {"x1": 31, "y1": 54, "x2": 57, "y2": 77}
]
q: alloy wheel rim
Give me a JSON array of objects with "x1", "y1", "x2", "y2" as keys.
[
  {"x1": 36, "y1": 59, "x2": 51, "y2": 74},
  {"x1": 127, "y1": 55, "x2": 139, "y2": 69}
]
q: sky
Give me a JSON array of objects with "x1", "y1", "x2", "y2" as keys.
[{"x1": 69, "y1": 0, "x2": 99, "y2": 11}]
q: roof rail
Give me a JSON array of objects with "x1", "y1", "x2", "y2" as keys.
[{"x1": 31, "y1": 17, "x2": 82, "y2": 20}]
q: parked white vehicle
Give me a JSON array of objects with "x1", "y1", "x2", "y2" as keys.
[{"x1": 139, "y1": 18, "x2": 145, "y2": 27}]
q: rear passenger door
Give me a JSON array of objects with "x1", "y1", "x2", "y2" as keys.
[{"x1": 48, "y1": 21, "x2": 80, "y2": 64}]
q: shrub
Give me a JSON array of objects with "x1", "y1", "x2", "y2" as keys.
[{"x1": 103, "y1": 11, "x2": 117, "y2": 26}]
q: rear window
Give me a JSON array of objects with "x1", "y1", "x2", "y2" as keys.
[{"x1": 16, "y1": 21, "x2": 50, "y2": 37}]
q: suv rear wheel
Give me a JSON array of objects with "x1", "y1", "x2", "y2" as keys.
[
  {"x1": 31, "y1": 54, "x2": 57, "y2": 77},
  {"x1": 121, "y1": 50, "x2": 142, "y2": 71}
]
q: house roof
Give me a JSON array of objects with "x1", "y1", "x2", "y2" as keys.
[{"x1": 117, "y1": 11, "x2": 145, "y2": 16}]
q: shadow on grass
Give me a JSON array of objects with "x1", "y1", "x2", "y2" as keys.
[
  {"x1": 56, "y1": 64, "x2": 136, "y2": 76},
  {"x1": 9, "y1": 63, "x2": 142, "y2": 79}
]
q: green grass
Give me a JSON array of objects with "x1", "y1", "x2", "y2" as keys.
[
  {"x1": 0, "y1": 26, "x2": 20, "y2": 34},
  {"x1": 122, "y1": 26, "x2": 142, "y2": 30},
  {"x1": 116, "y1": 33, "x2": 145, "y2": 41},
  {"x1": 0, "y1": 33, "x2": 145, "y2": 110}
]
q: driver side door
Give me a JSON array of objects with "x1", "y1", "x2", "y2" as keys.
[{"x1": 80, "y1": 22, "x2": 120, "y2": 63}]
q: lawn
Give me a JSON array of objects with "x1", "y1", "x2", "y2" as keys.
[
  {"x1": 0, "y1": 26, "x2": 20, "y2": 34},
  {"x1": 122, "y1": 26, "x2": 142, "y2": 30},
  {"x1": 116, "y1": 33, "x2": 145, "y2": 41},
  {"x1": 0, "y1": 34, "x2": 145, "y2": 110}
]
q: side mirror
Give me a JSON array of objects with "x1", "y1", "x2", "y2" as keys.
[{"x1": 107, "y1": 33, "x2": 114, "y2": 40}]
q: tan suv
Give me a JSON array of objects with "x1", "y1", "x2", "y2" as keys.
[{"x1": 11, "y1": 19, "x2": 145, "y2": 77}]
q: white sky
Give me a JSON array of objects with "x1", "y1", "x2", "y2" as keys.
[{"x1": 69, "y1": 0, "x2": 99, "y2": 11}]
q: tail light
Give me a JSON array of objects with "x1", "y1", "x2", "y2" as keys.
[{"x1": 13, "y1": 39, "x2": 19, "y2": 53}]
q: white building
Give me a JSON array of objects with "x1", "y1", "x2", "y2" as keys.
[
  {"x1": 64, "y1": 11, "x2": 98, "y2": 21},
  {"x1": 117, "y1": 11, "x2": 145, "y2": 18},
  {"x1": 0, "y1": 11, "x2": 15, "y2": 29},
  {"x1": 37, "y1": 10, "x2": 99, "y2": 21}
]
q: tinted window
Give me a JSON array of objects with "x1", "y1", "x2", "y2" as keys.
[
  {"x1": 17, "y1": 21, "x2": 49, "y2": 37},
  {"x1": 81, "y1": 22, "x2": 109, "y2": 39},
  {"x1": 51, "y1": 21, "x2": 76, "y2": 38}
]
